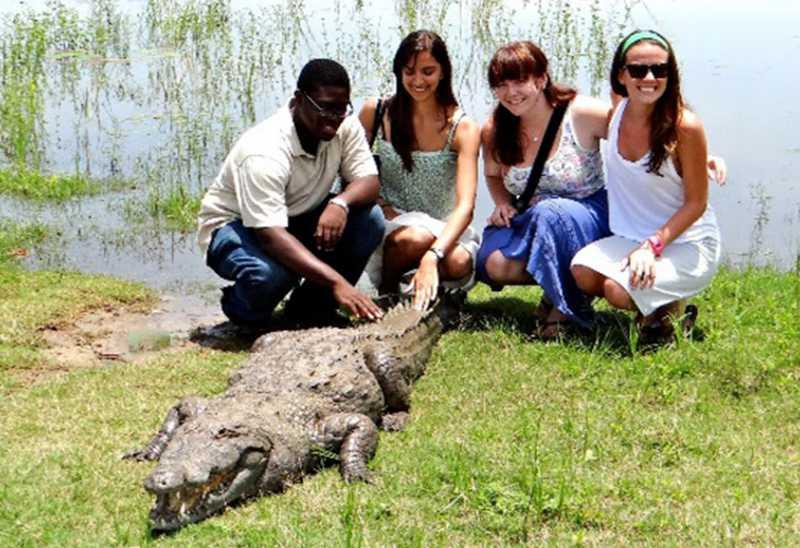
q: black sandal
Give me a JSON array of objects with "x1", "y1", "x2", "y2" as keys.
[{"x1": 534, "y1": 296, "x2": 553, "y2": 322}]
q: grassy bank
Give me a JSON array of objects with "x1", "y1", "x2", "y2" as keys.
[
  {"x1": 0, "y1": 257, "x2": 798, "y2": 544},
  {"x1": 0, "y1": 220, "x2": 156, "y2": 389}
]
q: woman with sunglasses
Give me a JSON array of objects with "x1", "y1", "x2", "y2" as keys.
[
  {"x1": 358, "y1": 30, "x2": 481, "y2": 310},
  {"x1": 571, "y1": 30, "x2": 721, "y2": 340},
  {"x1": 475, "y1": 41, "x2": 613, "y2": 339}
]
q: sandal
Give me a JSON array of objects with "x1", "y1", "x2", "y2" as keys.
[
  {"x1": 681, "y1": 304, "x2": 698, "y2": 337},
  {"x1": 534, "y1": 296, "x2": 554, "y2": 322},
  {"x1": 639, "y1": 304, "x2": 699, "y2": 344},
  {"x1": 534, "y1": 319, "x2": 567, "y2": 341}
]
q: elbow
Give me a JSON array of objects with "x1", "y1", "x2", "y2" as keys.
[
  {"x1": 254, "y1": 227, "x2": 282, "y2": 253},
  {"x1": 364, "y1": 175, "x2": 381, "y2": 201},
  {"x1": 684, "y1": 199, "x2": 708, "y2": 224}
]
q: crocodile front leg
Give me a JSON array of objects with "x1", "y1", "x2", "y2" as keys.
[
  {"x1": 363, "y1": 350, "x2": 411, "y2": 411},
  {"x1": 313, "y1": 413, "x2": 378, "y2": 483},
  {"x1": 123, "y1": 397, "x2": 208, "y2": 461}
]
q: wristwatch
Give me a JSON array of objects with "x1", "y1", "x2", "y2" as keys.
[
  {"x1": 427, "y1": 247, "x2": 445, "y2": 262},
  {"x1": 328, "y1": 196, "x2": 349, "y2": 214}
]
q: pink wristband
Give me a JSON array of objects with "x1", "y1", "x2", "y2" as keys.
[{"x1": 646, "y1": 235, "x2": 664, "y2": 257}]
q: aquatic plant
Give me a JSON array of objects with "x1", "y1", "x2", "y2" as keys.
[
  {"x1": 0, "y1": 167, "x2": 110, "y2": 201},
  {"x1": 0, "y1": 0, "x2": 630, "y2": 244}
]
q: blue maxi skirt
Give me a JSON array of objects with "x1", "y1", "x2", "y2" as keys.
[{"x1": 475, "y1": 189, "x2": 609, "y2": 327}]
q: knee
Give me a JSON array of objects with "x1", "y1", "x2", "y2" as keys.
[
  {"x1": 236, "y1": 263, "x2": 274, "y2": 299},
  {"x1": 571, "y1": 264, "x2": 597, "y2": 293},
  {"x1": 484, "y1": 250, "x2": 510, "y2": 282},
  {"x1": 384, "y1": 227, "x2": 434, "y2": 257},
  {"x1": 442, "y1": 248, "x2": 473, "y2": 280}
]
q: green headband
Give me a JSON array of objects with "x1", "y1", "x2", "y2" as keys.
[{"x1": 621, "y1": 31, "x2": 669, "y2": 56}]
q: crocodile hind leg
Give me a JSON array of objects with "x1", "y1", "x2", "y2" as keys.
[
  {"x1": 312, "y1": 413, "x2": 378, "y2": 483},
  {"x1": 122, "y1": 397, "x2": 209, "y2": 461}
]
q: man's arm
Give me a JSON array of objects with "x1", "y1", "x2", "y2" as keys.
[
  {"x1": 315, "y1": 115, "x2": 381, "y2": 251},
  {"x1": 255, "y1": 225, "x2": 382, "y2": 320}
]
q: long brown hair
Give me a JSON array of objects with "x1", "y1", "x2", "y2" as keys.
[
  {"x1": 388, "y1": 30, "x2": 458, "y2": 172},
  {"x1": 487, "y1": 41, "x2": 576, "y2": 167},
  {"x1": 610, "y1": 29, "x2": 683, "y2": 175}
]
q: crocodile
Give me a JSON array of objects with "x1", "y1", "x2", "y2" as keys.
[{"x1": 124, "y1": 302, "x2": 443, "y2": 532}]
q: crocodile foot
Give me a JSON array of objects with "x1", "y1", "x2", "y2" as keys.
[{"x1": 381, "y1": 411, "x2": 410, "y2": 432}]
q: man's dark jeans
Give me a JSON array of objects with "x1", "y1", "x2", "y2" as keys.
[{"x1": 206, "y1": 198, "x2": 384, "y2": 326}]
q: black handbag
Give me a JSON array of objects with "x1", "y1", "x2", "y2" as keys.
[{"x1": 512, "y1": 102, "x2": 568, "y2": 212}]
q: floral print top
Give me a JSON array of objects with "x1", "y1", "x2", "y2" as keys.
[{"x1": 503, "y1": 108, "x2": 604, "y2": 203}]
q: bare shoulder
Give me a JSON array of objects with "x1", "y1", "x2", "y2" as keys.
[
  {"x1": 571, "y1": 94, "x2": 611, "y2": 116},
  {"x1": 678, "y1": 108, "x2": 705, "y2": 135},
  {"x1": 676, "y1": 108, "x2": 708, "y2": 152},
  {"x1": 480, "y1": 117, "x2": 495, "y2": 145},
  {"x1": 357, "y1": 97, "x2": 379, "y2": 130},
  {"x1": 570, "y1": 94, "x2": 612, "y2": 144},
  {"x1": 571, "y1": 94, "x2": 612, "y2": 125},
  {"x1": 451, "y1": 115, "x2": 480, "y2": 155},
  {"x1": 454, "y1": 115, "x2": 480, "y2": 140}
]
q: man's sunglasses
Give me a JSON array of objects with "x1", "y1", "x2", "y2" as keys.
[
  {"x1": 302, "y1": 92, "x2": 353, "y2": 120},
  {"x1": 624, "y1": 63, "x2": 669, "y2": 79}
]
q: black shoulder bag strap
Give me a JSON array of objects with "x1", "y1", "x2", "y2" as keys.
[
  {"x1": 369, "y1": 97, "x2": 383, "y2": 148},
  {"x1": 369, "y1": 98, "x2": 383, "y2": 174},
  {"x1": 512, "y1": 102, "x2": 568, "y2": 212}
]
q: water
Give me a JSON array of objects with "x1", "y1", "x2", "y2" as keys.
[{"x1": 0, "y1": 0, "x2": 797, "y2": 302}]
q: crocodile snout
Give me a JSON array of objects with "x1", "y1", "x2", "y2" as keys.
[{"x1": 144, "y1": 467, "x2": 185, "y2": 494}]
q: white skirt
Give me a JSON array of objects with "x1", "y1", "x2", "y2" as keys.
[
  {"x1": 571, "y1": 234, "x2": 721, "y2": 315},
  {"x1": 360, "y1": 210, "x2": 481, "y2": 293}
]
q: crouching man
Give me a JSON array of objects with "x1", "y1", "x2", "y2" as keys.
[{"x1": 197, "y1": 59, "x2": 385, "y2": 328}]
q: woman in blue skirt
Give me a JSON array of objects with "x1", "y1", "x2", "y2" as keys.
[{"x1": 476, "y1": 41, "x2": 612, "y2": 339}]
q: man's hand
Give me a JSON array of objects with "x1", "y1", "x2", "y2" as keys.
[
  {"x1": 315, "y1": 203, "x2": 348, "y2": 251},
  {"x1": 488, "y1": 203, "x2": 517, "y2": 227},
  {"x1": 332, "y1": 279, "x2": 383, "y2": 321}
]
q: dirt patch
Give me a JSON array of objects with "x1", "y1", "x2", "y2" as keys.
[{"x1": 39, "y1": 293, "x2": 229, "y2": 369}]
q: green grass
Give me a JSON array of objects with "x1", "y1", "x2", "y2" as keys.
[
  {"x1": 0, "y1": 265, "x2": 798, "y2": 544},
  {"x1": 0, "y1": 167, "x2": 131, "y2": 201}
]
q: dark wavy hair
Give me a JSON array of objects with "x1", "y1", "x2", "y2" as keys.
[
  {"x1": 610, "y1": 29, "x2": 682, "y2": 175},
  {"x1": 387, "y1": 30, "x2": 458, "y2": 172},
  {"x1": 487, "y1": 41, "x2": 576, "y2": 167}
]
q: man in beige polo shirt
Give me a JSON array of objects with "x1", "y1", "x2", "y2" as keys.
[{"x1": 198, "y1": 59, "x2": 385, "y2": 328}]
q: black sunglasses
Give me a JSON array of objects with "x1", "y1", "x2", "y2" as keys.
[
  {"x1": 302, "y1": 91, "x2": 353, "y2": 120},
  {"x1": 624, "y1": 63, "x2": 669, "y2": 79}
]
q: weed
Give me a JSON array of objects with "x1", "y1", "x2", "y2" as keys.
[
  {"x1": 143, "y1": 184, "x2": 202, "y2": 232},
  {"x1": 0, "y1": 167, "x2": 119, "y2": 201}
]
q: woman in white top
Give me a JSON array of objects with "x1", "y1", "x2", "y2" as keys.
[{"x1": 571, "y1": 30, "x2": 721, "y2": 339}]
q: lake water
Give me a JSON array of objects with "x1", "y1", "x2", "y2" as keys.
[{"x1": 1, "y1": 0, "x2": 797, "y2": 301}]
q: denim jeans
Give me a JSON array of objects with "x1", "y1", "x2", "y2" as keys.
[{"x1": 206, "y1": 197, "x2": 384, "y2": 326}]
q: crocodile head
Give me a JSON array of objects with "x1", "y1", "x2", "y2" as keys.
[{"x1": 144, "y1": 422, "x2": 271, "y2": 531}]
